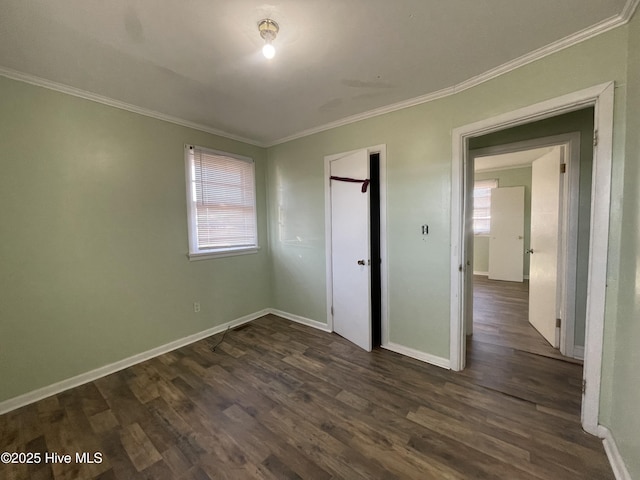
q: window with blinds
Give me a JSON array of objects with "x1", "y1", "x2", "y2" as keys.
[
  {"x1": 185, "y1": 145, "x2": 258, "y2": 259},
  {"x1": 473, "y1": 179, "x2": 498, "y2": 235}
]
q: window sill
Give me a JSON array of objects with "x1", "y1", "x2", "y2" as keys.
[{"x1": 187, "y1": 246, "x2": 260, "y2": 261}]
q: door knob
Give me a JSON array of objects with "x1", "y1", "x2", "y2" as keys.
[
  {"x1": 357, "y1": 259, "x2": 366, "y2": 265},
  {"x1": 526, "y1": 249, "x2": 534, "y2": 254}
]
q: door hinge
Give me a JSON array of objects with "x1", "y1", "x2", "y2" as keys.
[
  {"x1": 556, "y1": 318, "x2": 561, "y2": 328},
  {"x1": 560, "y1": 163, "x2": 566, "y2": 174},
  {"x1": 331, "y1": 306, "x2": 334, "y2": 316},
  {"x1": 593, "y1": 130, "x2": 598, "y2": 147},
  {"x1": 582, "y1": 379, "x2": 587, "y2": 395},
  {"x1": 458, "y1": 264, "x2": 463, "y2": 272}
]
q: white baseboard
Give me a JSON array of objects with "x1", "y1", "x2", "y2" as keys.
[
  {"x1": 598, "y1": 425, "x2": 632, "y2": 480},
  {"x1": 269, "y1": 310, "x2": 452, "y2": 371},
  {"x1": 1, "y1": 306, "x2": 631, "y2": 480},
  {"x1": 270, "y1": 310, "x2": 452, "y2": 370},
  {"x1": 267, "y1": 308, "x2": 332, "y2": 332},
  {"x1": 0, "y1": 309, "x2": 270, "y2": 415},
  {"x1": 1, "y1": 307, "x2": 450, "y2": 415},
  {"x1": 269, "y1": 309, "x2": 455, "y2": 372},
  {"x1": 574, "y1": 345, "x2": 585, "y2": 360},
  {"x1": 473, "y1": 272, "x2": 529, "y2": 280},
  {"x1": 382, "y1": 342, "x2": 451, "y2": 369}
]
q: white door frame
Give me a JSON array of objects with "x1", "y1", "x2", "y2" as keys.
[
  {"x1": 469, "y1": 132, "x2": 581, "y2": 358},
  {"x1": 450, "y1": 82, "x2": 614, "y2": 435},
  {"x1": 325, "y1": 145, "x2": 389, "y2": 343}
]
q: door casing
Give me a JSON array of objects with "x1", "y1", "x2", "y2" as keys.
[{"x1": 450, "y1": 82, "x2": 614, "y2": 435}]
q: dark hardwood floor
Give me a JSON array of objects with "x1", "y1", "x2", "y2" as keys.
[
  {"x1": 472, "y1": 275, "x2": 581, "y2": 362},
  {"x1": 1, "y1": 314, "x2": 613, "y2": 479},
  {"x1": 469, "y1": 275, "x2": 585, "y2": 418}
]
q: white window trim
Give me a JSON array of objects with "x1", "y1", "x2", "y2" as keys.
[
  {"x1": 187, "y1": 246, "x2": 260, "y2": 261},
  {"x1": 184, "y1": 145, "x2": 259, "y2": 261}
]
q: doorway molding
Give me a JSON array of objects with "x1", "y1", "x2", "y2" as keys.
[
  {"x1": 324, "y1": 145, "x2": 388, "y2": 345},
  {"x1": 450, "y1": 82, "x2": 614, "y2": 435}
]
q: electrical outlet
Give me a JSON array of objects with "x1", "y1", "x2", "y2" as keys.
[{"x1": 193, "y1": 302, "x2": 200, "y2": 313}]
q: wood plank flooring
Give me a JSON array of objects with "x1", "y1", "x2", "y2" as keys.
[
  {"x1": 469, "y1": 276, "x2": 585, "y2": 418},
  {"x1": 472, "y1": 275, "x2": 581, "y2": 362},
  {"x1": 0, "y1": 314, "x2": 613, "y2": 479}
]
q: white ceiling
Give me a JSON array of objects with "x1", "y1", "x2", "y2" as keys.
[
  {"x1": 0, "y1": 1, "x2": 633, "y2": 146},
  {"x1": 475, "y1": 147, "x2": 555, "y2": 172}
]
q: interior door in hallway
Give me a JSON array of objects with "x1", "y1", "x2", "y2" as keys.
[
  {"x1": 329, "y1": 149, "x2": 372, "y2": 351},
  {"x1": 488, "y1": 186, "x2": 525, "y2": 282},
  {"x1": 529, "y1": 147, "x2": 563, "y2": 347}
]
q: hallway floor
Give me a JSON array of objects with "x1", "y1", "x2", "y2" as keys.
[{"x1": 466, "y1": 275, "x2": 584, "y2": 416}]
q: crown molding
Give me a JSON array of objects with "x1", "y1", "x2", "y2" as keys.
[
  {"x1": 267, "y1": 4, "x2": 637, "y2": 146},
  {"x1": 0, "y1": 66, "x2": 267, "y2": 148},
  {"x1": 2, "y1": 0, "x2": 637, "y2": 149},
  {"x1": 621, "y1": 0, "x2": 640, "y2": 21},
  {"x1": 452, "y1": 14, "x2": 624, "y2": 96},
  {"x1": 268, "y1": 85, "x2": 456, "y2": 146}
]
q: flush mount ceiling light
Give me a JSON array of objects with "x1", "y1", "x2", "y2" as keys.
[{"x1": 258, "y1": 18, "x2": 279, "y2": 59}]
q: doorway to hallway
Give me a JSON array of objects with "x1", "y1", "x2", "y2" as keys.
[{"x1": 450, "y1": 83, "x2": 614, "y2": 434}]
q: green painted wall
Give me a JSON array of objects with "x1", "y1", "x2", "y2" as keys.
[
  {"x1": 1, "y1": 16, "x2": 638, "y2": 477},
  {"x1": 267, "y1": 26, "x2": 628, "y2": 362},
  {"x1": 0, "y1": 76, "x2": 271, "y2": 402},
  {"x1": 607, "y1": 10, "x2": 640, "y2": 478},
  {"x1": 473, "y1": 236, "x2": 490, "y2": 274},
  {"x1": 473, "y1": 167, "x2": 532, "y2": 276}
]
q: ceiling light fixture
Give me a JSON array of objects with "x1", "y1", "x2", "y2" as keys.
[{"x1": 258, "y1": 18, "x2": 279, "y2": 59}]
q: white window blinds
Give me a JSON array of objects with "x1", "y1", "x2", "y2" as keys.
[
  {"x1": 473, "y1": 179, "x2": 498, "y2": 235},
  {"x1": 186, "y1": 146, "x2": 257, "y2": 257}
]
